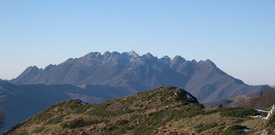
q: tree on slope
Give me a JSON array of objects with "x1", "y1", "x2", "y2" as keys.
[{"x1": 0, "y1": 111, "x2": 4, "y2": 129}]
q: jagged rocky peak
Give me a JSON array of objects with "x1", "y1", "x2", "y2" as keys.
[
  {"x1": 106, "y1": 51, "x2": 126, "y2": 60},
  {"x1": 191, "y1": 59, "x2": 197, "y2": 63},
  {"x1": 143, "y1": 52, "x2": 155, "y2": 58},
  {"x1": 79, "y1": 51, "x2": 184, "y2": 64},
  {"x1": 170, "y1": 55, "x2": 186, "y2": 67},
  {"x1": 83, "y1": 52, "x2": 102, "y2": 60},
  {"x1": 103, "y1": 51, "x2": 111, "y2": 55},
  {"x1": 198, "y1": 59, "x2": 217, "y2": 67},
  {"x1": 160, "y1": 55, "x2": 172, "y2": 65},
  {"x1": 44, "y1": 64, "x2": 56, "y2": 70},
  {"x1": 71, "y1": 52, "x2": 102, "y2": 64},
  {"x1": 101, "y1": 51, "x2": 111, "y2": 58},
  {"x1": 110, "y1": 51, "x2": 120, "y2": 55},
  {"x1": 14, "y1": 65, "x2": 41, "y2": 81},
  {"x1": 126, "y1": 51, "x2": 139, "y2": 58},
  {"x1": 79, "y1": 51, "x2": 144, "y2": 64},
  {"x1": 172, "y1": 55, "x2": 186, "y2": 63},
  {"x1": 25, "y1": 66, "x2": 40, "y2": 72},
  {"x1": 161, "y1": 55, "x2": 171, "y2": 60},
  {"x1": 141, "y1": 53, "x2": 158, "y2": 62}
]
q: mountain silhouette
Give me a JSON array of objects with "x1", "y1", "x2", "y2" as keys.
[{"x1": 11, "y1": 51, "x2": 267, "y2": 103}]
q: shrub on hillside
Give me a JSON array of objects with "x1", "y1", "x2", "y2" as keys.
[
  {"x1": 0, "y1": 111, "x2": 3, "y2": 130},
  {"x1": 61, "y1": 117, "x2": 103, "y2": 129},
  {"x1": 219, "y1": 107, "x2": 259, "y2": 118},
  {"x1": 222, "y1": 125, "x2": 248, "y2": 135},
  {"x1": 267, "y1": 113, "x2": 275, "y2": 129},
  {"x1": 61, "y1": 118, "x2": 86, "y2": 129},
  {"x1": 47, "y1": 116, "x2": 63, "y2": 124},
  {"x1": 195, "y1": 123, "x2": 218, "y2": 133}
]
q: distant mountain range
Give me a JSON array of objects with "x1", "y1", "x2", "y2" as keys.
[
  {"x1": 0, "y1": 51, "x2": 269, "y2": 133},
  {"x1": 12, "y1": 51, "x2": 267, "y2": 103},
  {"x1": 0, "y1": 80, "x2": 129, "y2": 132}
]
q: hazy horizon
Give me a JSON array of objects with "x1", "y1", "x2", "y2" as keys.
[{"x1": 0, "y1": 1, "x2": 274, "y2": 86}]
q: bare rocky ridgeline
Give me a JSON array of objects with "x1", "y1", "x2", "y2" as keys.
[{"x1": 11, "y1": 51, "x2": 267, "y2": 103}]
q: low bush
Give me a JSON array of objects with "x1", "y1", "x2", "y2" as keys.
[
  {"x1": 61, "y1": 118, "x2": 103, "y2": 129},
  {"x1": 219, "y1": 107, "x2": 259, "y2": 118},
  {"x1": 195, "y1": 123, "x2": 218, "y2": 133},
  {"x1": 202, "y1": 109, "x2": 218, "y2": 115},
  {"x1": 32, "y1": 127, "x2": 45, "y2": 133},
  {"x1": 61, "y1": 118, "x2": 86, "y2": 129},
  {"x1": 267, "y1": 113, "x2": 275, "y2": 129},
  {"x1": 222, "y1": 125, "x2": 248, "y2": 135},
  {"x1": 47, "y1": 116, "x2": 63, "y2": 124}
]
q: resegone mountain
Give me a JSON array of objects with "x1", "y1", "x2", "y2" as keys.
[{"x1": 12, "y1": 51, "x2": 266, "y2": 103}]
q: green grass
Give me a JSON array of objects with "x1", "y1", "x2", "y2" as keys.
[
  {"x1": 202, "y1": 109, "x2": 218, "y2": 115},
  {"x1": 47, "y1": 116, "x2": 63, "y2": 124},
  {"x1": 61, "y1": 118, "x2": 86, "y2": 129},
  {"x1": 61, "y1": 117, "x2": 104, "y2": 129},
  {"x1": 5, "y1": 87, "x2": 271, "y2": 135},
  {"x1": 32, "y1": 127, "x2": 45, "y2": 133},
  {"x1": 267, "y1": 113, "x2": 275, "y2": 129},
  {"x1": 195, "y1": 123, "x2": 218, "y2": 133},
  {"x1": 219, "y1": 107, "x2": 259, "y2": 118},
  {"x1": 132, "y1": 126, "x2": 154, "y2": 135}
]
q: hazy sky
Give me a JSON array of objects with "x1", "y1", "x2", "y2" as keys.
[{"x1": 0, "y1": 0, "x2": 274, "y2": 86}]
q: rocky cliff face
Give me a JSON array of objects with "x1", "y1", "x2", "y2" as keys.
[{"x1": 11, "y1": 51, "x2": 266, "y2": 103}]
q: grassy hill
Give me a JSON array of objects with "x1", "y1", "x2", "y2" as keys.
[{"x1": 3, "y1": 86, "x2": 275, "y2": 135}]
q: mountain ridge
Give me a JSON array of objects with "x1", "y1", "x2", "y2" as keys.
[{"x1": 11, "y1": 51, "x2": 267, "y2": 103}]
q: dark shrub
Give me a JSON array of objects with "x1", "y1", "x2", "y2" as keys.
[
  {"x1": 61, "y1": 118, "x2": 86, "y2": 129},
  {"x1": 195, "y1": 123, "x2": 218, "y2": 133},
  {"x1": 267, "y1": 113, "x2": 275, "y2": 128},
  {"x1": 219, "y1": 107, "x2": 259, "y2": 118},
  {"x1": 222, "y1": 125, "x2": 248, "y2": 135}
]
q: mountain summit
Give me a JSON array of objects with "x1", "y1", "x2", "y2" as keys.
[{"x1": 11, "y1": 51, "x2": 266, "y2": 103}]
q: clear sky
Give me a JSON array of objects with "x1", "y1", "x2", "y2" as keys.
[{"x1": 0, "y1": 0, "x2": 274, "y2": 86}]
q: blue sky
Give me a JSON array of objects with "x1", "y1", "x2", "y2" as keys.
[{"x1": 0, "y1": 0, "x2": 274, "y2": 86}]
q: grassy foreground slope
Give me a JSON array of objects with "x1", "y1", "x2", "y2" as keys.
[{"x1": 3, "y1": 86, "x2": 275, "y2": 135}]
